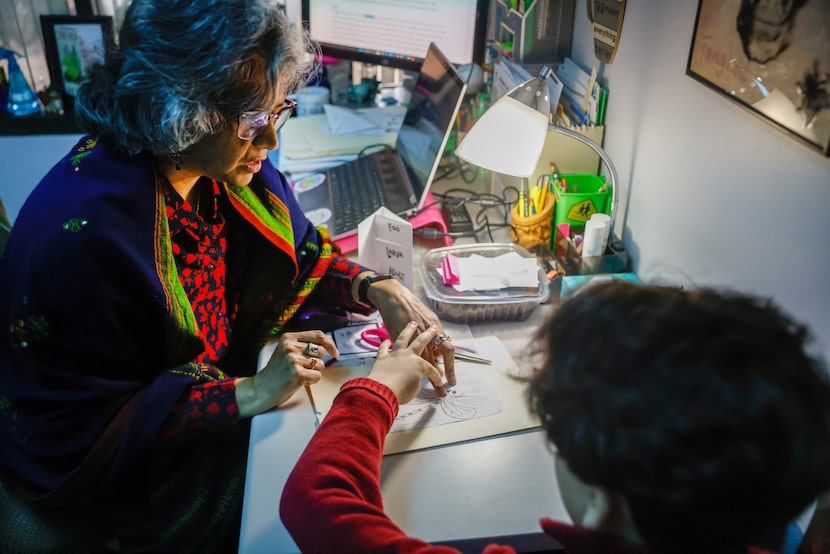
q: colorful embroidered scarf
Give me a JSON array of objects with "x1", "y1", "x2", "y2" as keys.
[{"x1": 0, "y1": 136, "x2": 333, "y2": 510}]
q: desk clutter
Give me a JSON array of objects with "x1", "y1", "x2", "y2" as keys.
[
  {"x1": 528, "y1": 238, "x2": 632, "y2": 302},
  {"x1": 508, "y1": 163, "x2": 629, "y2": 302}
]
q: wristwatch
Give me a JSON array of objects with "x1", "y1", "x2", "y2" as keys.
[{"x1": 358, "y1": 273, "x2": 394, "y2": 307}]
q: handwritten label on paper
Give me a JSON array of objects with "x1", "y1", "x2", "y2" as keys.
[{"x1": 357, "y1": 207, "x2": 413, "y2": 289}]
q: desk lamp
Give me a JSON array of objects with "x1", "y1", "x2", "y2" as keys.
[{"x1": 455, "y1": 66, "x2": 619, "y2": 236}]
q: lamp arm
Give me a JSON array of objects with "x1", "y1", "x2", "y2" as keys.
[{"x1": 549, "y1": 125, "x2": 619, "y2": 238}]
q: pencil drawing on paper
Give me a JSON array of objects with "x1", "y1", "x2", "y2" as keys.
[{"x1": 391, "y1": 371, "x2": 502, "y2": 433}]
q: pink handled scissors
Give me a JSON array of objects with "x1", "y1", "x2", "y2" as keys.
[
  {"x1": 359, "y1": 326, "x2": 394, "y2": 348},
  {"x1": 359, "y1": 325, "x2": 491, "y2": 364}
]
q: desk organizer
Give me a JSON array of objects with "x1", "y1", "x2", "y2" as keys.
[
  {"x1": 538, "y1": 237, "x2": 630, "y2": 301},
  {"x1": 493, "y1": 0, "x2": 575, "y2": 65},
  {"x1": 552, "y1": 173, "x2": 611, "y2": 229},
  {"x1": 420, "y1": 243, "x2": 549, "y2": 323},
  {"x1": 511, "y1": 192, "x2": 555, "y2": 249}
]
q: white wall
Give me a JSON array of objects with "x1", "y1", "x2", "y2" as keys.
[
  {"x1": 569, "y1": 1, "x2": 830, "y2": 360},
  {"x1": 0, "y1": 134, "x2": 82, "y2": 221}
]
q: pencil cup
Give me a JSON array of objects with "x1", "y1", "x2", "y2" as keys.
[{"x1": 511, "y1": 194, "x2": 555, "y2": 249}]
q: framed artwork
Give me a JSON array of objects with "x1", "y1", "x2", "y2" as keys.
[
  {"x1": 686, "y1": 0, "x2": 829, "y2": 156},
  {"x1": 40, "y1": 15, "x2": 114, "y2": 98}
]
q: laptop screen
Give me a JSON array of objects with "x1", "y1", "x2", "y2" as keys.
[{"x1": 396, "y1": 42, "x2": 467, "y2": 210}]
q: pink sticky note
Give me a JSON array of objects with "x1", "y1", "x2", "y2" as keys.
[{"x1": 441, "y1": 254, "x2": 461, "y2": 285}]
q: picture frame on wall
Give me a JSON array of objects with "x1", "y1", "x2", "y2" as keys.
[
  {"x1": 40, "y1": 15, "x2": 114, "y2": 99},
  {"x1": 686, "y1": 0, "x2": 829, "y2": 156}
]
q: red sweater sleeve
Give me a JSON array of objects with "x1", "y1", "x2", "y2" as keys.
[{"x1": 280, "y1": 378, "x2": 465, "y2": 553}]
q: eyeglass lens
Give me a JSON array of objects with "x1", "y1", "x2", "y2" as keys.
[{"x1": 238, "y1": 101, "x2": 295, "y2": 140}]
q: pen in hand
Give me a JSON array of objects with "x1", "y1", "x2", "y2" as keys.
[{"x1": 304, "y1": 383, "x2": 320, "y2": 426}]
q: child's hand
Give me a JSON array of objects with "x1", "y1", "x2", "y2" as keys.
[{"x1": 368, "y1": 322, "x2": 445, "y2": 403}]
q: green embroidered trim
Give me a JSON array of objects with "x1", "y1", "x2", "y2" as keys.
[
  {"x1": 224, "y1": 184, "x2": 294, "y2": 252},
  {"x1": 9, "y1": 313, "x2": 49, "y2": 346},
  {"x1": 168, "y1": 363, "x2": 201, "y2": 378},
  {"x1": 62, "y1": 218, "x2": 89, "y2": 232},
  {"x1": 264, "y1": 233, "x2": 334, "y2": 338},
  {"x1": 153, "y1": 176, "x2": 200, "y2": 350},
  {"x1": 70, "y1": 138, "x2": 98, "y2": 168},
  {"x1": 168, "y1": 363, "x2": 226, "y2": 383}
]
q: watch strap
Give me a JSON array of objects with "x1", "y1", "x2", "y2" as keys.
[{"x1": 358, "y1": 274, "x2": 394, "y2": 306}]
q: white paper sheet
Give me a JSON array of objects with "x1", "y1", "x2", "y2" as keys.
[{"x1": 310, "y1": 335, "x2": 540, "y2": 455}]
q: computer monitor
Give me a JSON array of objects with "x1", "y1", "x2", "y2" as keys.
[{"x1": 301, "y1": 0, "x2": 489, "y2": 72}]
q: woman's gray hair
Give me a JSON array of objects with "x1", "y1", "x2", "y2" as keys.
[{"x1": 74, "y1": 0, "x2": 319, "y2": 156}]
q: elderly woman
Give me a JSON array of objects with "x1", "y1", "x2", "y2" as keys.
[{"x1": 0, "y1": 0, "x2": 454, "y2": 551}]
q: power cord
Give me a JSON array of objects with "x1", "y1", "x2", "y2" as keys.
[
  {"x1": 434, "y1": 152, "x2": 480, "y2": 184},
  {"x1": 407, "y1": 186, "x2": 521, "y2": 242}
]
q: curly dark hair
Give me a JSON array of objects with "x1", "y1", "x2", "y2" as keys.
[
  {"x1": 528, "y1": 281, "x2": 830, "y2": 553},
  {"x1": 74, "y1": 0, "x2": 319, "y2": 156}
]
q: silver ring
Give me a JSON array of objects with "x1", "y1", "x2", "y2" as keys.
[
  {"x1": 304, "y1": 343, "x2": 321, "y2": 357},
  {"x1": 433, "y1": 334, "x2": 451, "y2": 347}
]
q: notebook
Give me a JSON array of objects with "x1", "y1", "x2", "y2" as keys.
[{"x1": 292, "y1": 42, "x2": 467, "y2": 241}]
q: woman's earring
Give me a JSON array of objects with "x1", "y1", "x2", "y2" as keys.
[{"x1": 169, "y1": 152, "x2": 183, "y2": 172}]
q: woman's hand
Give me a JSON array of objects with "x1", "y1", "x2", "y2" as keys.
[
  {"x1": 366, "y1": 277, "x2": 456, "y2": 392},
  {"x1": 368, "y1": 322, "x2": 443, "y2": 403},
  {"x1": 234, "y1": 330, "x2": 339, "y2": 418}
]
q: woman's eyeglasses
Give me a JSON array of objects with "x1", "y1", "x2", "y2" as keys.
[{"x1": 237, "y1": 99, "x2": 297, "y2": 140}]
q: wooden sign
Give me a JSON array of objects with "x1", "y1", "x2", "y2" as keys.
[{"x1": 587, "y1": 0, "x2": 626, "y2": 64}]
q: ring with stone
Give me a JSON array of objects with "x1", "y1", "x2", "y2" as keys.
[
  {"x1": 305, "y1": 357, "x2": 319, "y2": 370},
  {"x1": 304, "y1": 343, "x2": 321, "y2": 357},
  {"x1": 433, "y1": 334, "x2": 451, "y2": 347}
]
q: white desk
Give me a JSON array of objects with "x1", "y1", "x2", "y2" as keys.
[{"x1": 238, "y1": 173, "x2": 570, "y2": 553}]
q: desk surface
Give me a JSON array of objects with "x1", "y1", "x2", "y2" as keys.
[{"x1": 238, "y1": 172, "x2": 569, "y2": 553}]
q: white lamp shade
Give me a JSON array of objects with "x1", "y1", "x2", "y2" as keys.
[{"x1": 455, "y1": 94, "x2": 549, "y2": 178}]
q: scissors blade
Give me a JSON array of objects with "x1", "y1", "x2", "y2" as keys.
[{"x1": 454, "y1": 352, "x2": 492, "y2": 365}]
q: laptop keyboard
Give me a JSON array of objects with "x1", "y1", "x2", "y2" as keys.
[{"x1": 329, "y1": 156, "x2": 386, "y2": 235}]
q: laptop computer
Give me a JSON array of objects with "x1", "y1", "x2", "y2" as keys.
[{"x1": 292, "y1": 42, "x2": 467, "y2": 242}]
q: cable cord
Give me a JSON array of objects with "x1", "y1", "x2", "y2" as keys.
[{"x1": 408, "y1": 186, "x2": 521, "y2": 241}]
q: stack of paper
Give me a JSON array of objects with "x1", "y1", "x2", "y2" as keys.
[
  {"x1": 556, "y1": 58, "x2": 608, "y2": 127},
  {"x1": 490, "y1": 51, "x2": 607, "y2": 129},
  {"x1": 277, "y1": 105, "x2": 405, "y2": 174},
  {"x1": 491, "y1": 55, "x2": 563, "y2": 111},
  {"x1": 323, "y1": 104, "x2": 405, "y2": 136},
  {"x1": 435, "y1": 252, "x2": 540, "y2": 292}
]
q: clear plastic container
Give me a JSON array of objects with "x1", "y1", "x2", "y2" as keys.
[{"x1": 420, "y1": 243, "x2": 549, "y2": 323}]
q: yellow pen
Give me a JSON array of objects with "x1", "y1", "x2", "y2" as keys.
[{"x1": 530, "y1": 185, "x2": 540, "y2": 209}]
